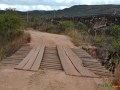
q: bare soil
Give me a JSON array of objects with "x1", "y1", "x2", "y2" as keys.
[{"x1": 0, "y1": 30, "x2": 115, "y2": 90}]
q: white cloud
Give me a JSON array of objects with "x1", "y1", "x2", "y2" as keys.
[
  {"x1": 0, "y1": 3, "x2": 68, "y2": 11},
  {"x1": 0, "y1": 4, "x2": 9, "y2": 10},
  {"x1": 0, "y1": 0, "x2": 120, "y2": 11}
]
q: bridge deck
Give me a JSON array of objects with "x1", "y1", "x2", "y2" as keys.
[
  {"x1": 0, "y1": 44, "x2": 113, "y2": 78},
  {"x1": 15, "y1": 44, "x2": 45, "y2": 71}
]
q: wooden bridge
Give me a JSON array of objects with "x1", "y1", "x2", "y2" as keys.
[{"x1": 0, "y1": 44, "x2": 113, "y2": 78}]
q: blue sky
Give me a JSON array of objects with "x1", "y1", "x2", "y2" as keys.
[{"x1": 0, "y1": 0, "x2": 120, "y2": 11}]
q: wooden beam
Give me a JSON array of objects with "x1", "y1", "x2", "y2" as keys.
[
  {"x1": 14, "y1": 47, "x2": 36, "y2": 70},
  {"x1": 57, "y1": 45, "x2": 81, "y2": 76},
  {"x1": 63, "y1": 46, "x2": 99, "y2": 78},
  {"x1": 23, "y1": 45, "x2": 41, "y2": 70},
  {"x1": 31, "y1": 44, "x2": 45, "y2": 71}
]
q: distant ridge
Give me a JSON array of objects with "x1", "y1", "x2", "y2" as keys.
[{"x1": 0, "y1": 5, "x2": 120, "y2": 17}]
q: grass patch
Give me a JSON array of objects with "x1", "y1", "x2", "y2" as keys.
[{"x1": 0, "y1": 32, "x2": 31, "y2": 60}]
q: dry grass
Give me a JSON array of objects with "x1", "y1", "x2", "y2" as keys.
[
  {"x1": 0, "y1": 32, "x2": 31, "y2": 60},
  {"x1": 65, "y1": 30, "x2": 90, "y2": 46}
]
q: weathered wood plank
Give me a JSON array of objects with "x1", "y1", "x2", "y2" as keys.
[
  {"x1": 31, "y1": 45, "x2": 45, "y2": 71},
  {"x1": 92, "y1": 71, "x2": 113, "y2": 77},
  {"x1": 40, "y1": 63, "x2": 62, "y2": 66},
  {"x1": 42, "y1": 58, "x2": 60, "y2": 61},
  {"x1": 41, "y1": 67, "x2": 62, "y2": 70},
  {"x1": 63, "y1": 46, "x2": 99, "y2": 78},
  {"x1": 43, "y1": 57, "x2": 59, "y2": 59},
  {"x1": 44, "y1": 54, "x2": 58, "y2": 58},
  {"x1": 84, "y1": 65, "x2": 105, "y2": 69},
  {"x1": 23, "y1": 45, "x2": 41, "y2": 70},
  {"x1": 15, "y1": 47, "x2": 36, "y2": 69},
  {"x1": 57, "y1": 45, "x2": 81, "y2": 76},
  {"x1": 87, "y1": 68, "x2": 110, "y2": 73},
  {"x1": 41, "y1": 61, "x2": 61, "y2": 63}
]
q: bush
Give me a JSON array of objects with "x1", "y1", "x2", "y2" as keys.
[
  {"x1": 0, "y1": 13, "x2": 24, "y2": 32},
  {"x1": 93, "y1": 36, "x2": 105, "y2": 45},
  {"x1": 58, "y1": 21, "x2": 74, "y2": 32},
  {"x1": 30, "y1": 16, "x2": 41, "y2": 29},
  {"x1": 76, "y1": 22, "x2": 88, "y2": 31},
  {"x1": 111, "y1": 25, "x2": 120, "y2": 38},
  {"x1": 0, "y1": 9, "x2": 31, "y2": 60}
]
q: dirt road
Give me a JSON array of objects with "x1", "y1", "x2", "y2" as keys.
[{"x1": 0, "y1": 30, "x2": 114, "y2": 90}]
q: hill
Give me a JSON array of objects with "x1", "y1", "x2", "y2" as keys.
[{"x1": 0, "y1": 5, "x2": 120, "y2": 17}]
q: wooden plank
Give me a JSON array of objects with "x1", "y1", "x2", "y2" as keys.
[
  {"x1": 15, "y1": 47, "x2": 36, "y2": 69},
  {"x1": 83, "y1": 64, "x2": 104, "y2": 67},
  {"x1": 44, "y1": 53, "x2": 57, "y2": 56},
  {"x1": 1, "y1": 60, "x2": 20, "y2": 63},
  {"x1": 8, "y1": 57, "x2": 24, "y2": 60},
  {"x1": 40, "y1": 67, "x2": 62, "y2": 70},
  {"x1": 10, "y1": 56, "x2": 26, "y2": 58},
  {"x1": 92, "y1": 71, "x2": 113, "y2": 77},
  {"x1": 2, "y1": 58, "x2": 22, "y2": 61},
  {"x1": 44, "y1": 54, "x2": 58, "y2": 58},
  {"x1": 42, "y1": 58, "x2": 60, "y2": 61},
  {"x1": 41, "y1": 62, "x2": 62, "y2": 66},
  {"x1": 40, "y1": 64, "x2": 62, "y2": 67},
  {"x1": 88, "y1": 68, "x2": 110, "y2": 73},
  {"x1": 82, "y1": 60, "x2": 100, "y2": 63},
  {"x1": 23, "y1": 45, "x2": 41, "y2": 70},
  {"x1": 63, "y1": 46, "x2": 99, "y2": 78},
  {"x1": 45, "y1": 50, "x2": 57, "y2": 53},
  {"x1": 41, "y1": 61, "x2": 60, "y2": 64},
  {"x1": 84, "y1": 65, "x2": 105, "y2": 69},
  {"x1": 42, "y1": 60, "x2": 60, "y2": 62},
  {"x1": 57, "y1": 45, "x2": 81, "y2": 76},
  {"x1": 83, "y1": 63, "x2": 101, "y2": 66},
  {"x1": 40, "y1": 65, "x2": 61, "y2": 68},
  {"x1": 43, "y1": 56, "x2": 59, "y2": 58},
  {"x1": 31, "y1": 45, "x2": 45, "y2": 71}
]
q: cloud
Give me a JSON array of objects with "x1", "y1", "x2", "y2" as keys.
[
  {"x1": 0, "y1": 4, "x2": 67, "y2": 11},
  {"x1": 0, "y1": 0, "x2": 120, "y2": 11},
  {"x1": 0, "y1": 4, "x2": 9, "y2": 10}
]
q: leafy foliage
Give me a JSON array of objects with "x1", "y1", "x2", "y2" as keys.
[
  {"x1": 58, "y1": 21, "x2": 74, "y2": 32},
  {"x1": 93, "y1": 36, "x2": 105, "y2": 45},
  {"x1": 75, "y1": 22, "x2": 88, "y2": 35},
  {"x1": 111, "y1": 25, "x2": 120, "y2": 39},
  {"x1": 0, "y1": 9, "x2": 30, "y2": 60},
  {"x1": 30, "y1": 16, "x2": 41, "y2": 29},
  {"x1": 0, "y1": 12, "x2": 24, "y2": 32}
]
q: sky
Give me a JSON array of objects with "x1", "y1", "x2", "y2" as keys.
[{"x1": 0, "y1": 0, "x2": 120, "y2": 11}]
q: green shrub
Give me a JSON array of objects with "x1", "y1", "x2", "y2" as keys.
[
  {"x1": 76, "y1": 22, "x2": 88, "y2": 30},
  {"x1": 0, "y1": 14, "x2": 24, "y2": 32},
  {"x1": 58, "y1": 21, "x2": 74, "y2": 32},
  {"x1": 30, "y1": 16, "x2": 41, "y2": 29},
  {"x1": 75, "y1": 22, "x2": 88, "y2": 35},
  {"x1": 93, "y1": 36, "x2": 105, "y2": 45},
  {"x1": 46, "y1": 24, "x2": 60, "y2": 34},
  {"x1": 0, "y1": 9, "x2": 31, "y2": 60},
  {"x1": 111, "y1": 25, "x2": 120, "y2": 38}
]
